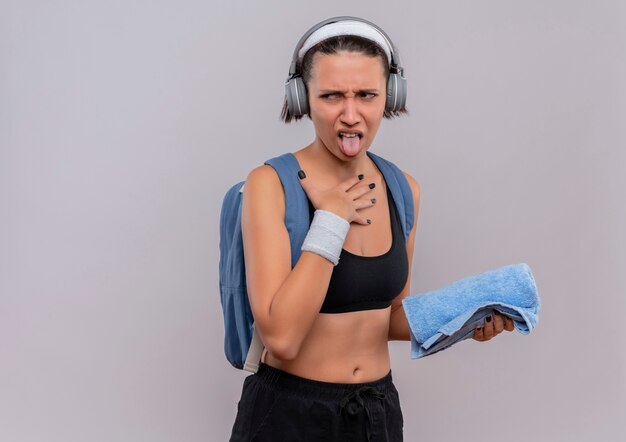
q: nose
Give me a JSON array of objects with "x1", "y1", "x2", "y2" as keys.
[{"x1": 340, "y1": 97, "x2": 361, "y2": 126}]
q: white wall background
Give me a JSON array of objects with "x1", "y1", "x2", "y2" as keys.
[{"x1": 1, "y1": 1, "x2": 624, "y2": 441}]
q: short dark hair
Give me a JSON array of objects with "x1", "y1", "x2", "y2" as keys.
[{"x1": 280, "y1": 35, "x2": 409, "y2": 123}]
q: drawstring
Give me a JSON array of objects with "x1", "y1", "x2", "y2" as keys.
[{"x1": 339, "y1": 386, "x2": 387, "y2": 441}]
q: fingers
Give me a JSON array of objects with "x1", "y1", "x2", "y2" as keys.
[
  {"x1": 493, "y1": 312, "x2": 505, "y2": 334},
  {"x1": 353, "y1": 196, "x2": 377, "y2": 211},
  {"x1": 503, "y1": 315, "x2": 515, "y2": 331},
  {"x1": 492, "y1": 312, "x2": 516, "y2": 334},
  {"x1": 482, "y1": 314, "x2": 495, "y2": 340},
  {"x1": 347, "y1": 181, "x2": 376, "y2": 201},
  {"x1": 475, "y1": 313, "x2": 495, "y2": 342},
  {"x1": 352, "y1": 215, "x2": 373, "y2": 226},
  {"x1": 341, "y1": 173, "x2": 366, "y2": 191},
  {"x1": 297, "y1": 169, "x2": 367, "y2": 200},
  {"x1": 297, "y1": 169, "x2": 376, "y2": 224},
  {"x1": 473, "y1": 312, "x2": 515, "y2": 342},
  {"x1": 297, "y1": 169, "x2": 313, "y2": 197},
  {"x1": 349, "y1": 181, "x2": 376, "y2": 225},
  {"x1": 473, "y1": 325, "x2": 485, "y2": 341}
]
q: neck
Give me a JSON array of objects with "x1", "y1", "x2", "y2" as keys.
[{"x1": 306, "y1": 137, "x2": 372, "y2": 181}]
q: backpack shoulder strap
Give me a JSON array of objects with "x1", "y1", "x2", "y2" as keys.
[
  {"x1": 366, "y1": 151, "x2": 415, "y2": 241},
  {"x1": 263, "y1": 153, "x2": 310, "y2": 268}
]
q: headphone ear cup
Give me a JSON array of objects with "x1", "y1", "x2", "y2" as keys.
[
  {"x1": 385, "y1": 73, "x2": 407, "y2": 112},
  {"x1": 285, "y1": 77, "x2": 309, "y2": 117}
]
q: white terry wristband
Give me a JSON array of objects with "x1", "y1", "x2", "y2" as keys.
[{"x1": 301, "y1": 210, "x2": 350, "y2": 266}]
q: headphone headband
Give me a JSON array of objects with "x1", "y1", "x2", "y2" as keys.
[
  {"x1": 298, "y1": 21, "x2": 393, "y2": 67},
  {"x1": 287, "y1": 16, "x2": 403, "y2": 79}
]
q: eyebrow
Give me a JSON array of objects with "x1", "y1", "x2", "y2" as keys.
[{"x1": 318, "y1": 89, "x2": 380, "y2": 94}]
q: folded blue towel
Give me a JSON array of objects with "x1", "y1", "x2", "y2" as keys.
[{"x1": 401, "y1": 263, "x2": 540, "y2": 359}]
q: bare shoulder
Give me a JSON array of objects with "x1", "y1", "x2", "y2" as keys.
[
  {"x1": 402, "y1": 171, "x2": 421, "y2": 237},
  {"x1": 245, "y1": 163, "x2": 283, "y2": 192},
  {"x1": 402, "y1": 171, "x2": 421, "y2": 205},
  {"x1": 243, "y1": 164, "x2": 286, "y2": 215}
]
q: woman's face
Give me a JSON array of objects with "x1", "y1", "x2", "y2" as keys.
[{"x1": 306, "y1": 51, "x2": 387, "y2": 160}]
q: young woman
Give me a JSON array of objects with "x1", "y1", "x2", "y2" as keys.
[{"x1": 229, "y1": 16, "x2": 514, "y2": 442}]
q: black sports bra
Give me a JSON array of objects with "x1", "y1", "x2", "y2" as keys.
[{"x1": 306, "y1": 184, "x2": 409, "y2": 314}]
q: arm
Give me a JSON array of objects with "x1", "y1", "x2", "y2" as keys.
[
  {"x1": 386, "y1": 174, "x2": 515, "y2": 342},
  {"x1": 242, "y1": 165, "x2": 373, "y2": 360},
  {"x1": 388, "y1": 172, "x2": 421, "y2": 341},
  {"x1": 241, "y1": 165, "x2": 332, "y2": 360}
]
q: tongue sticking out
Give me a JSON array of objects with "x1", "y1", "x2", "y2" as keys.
[{"x1": 339, "y1": 135, "x2": 361, "y2": 156}]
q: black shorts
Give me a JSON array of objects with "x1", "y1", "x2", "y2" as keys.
[{"x1": 229, "y1": 362, "x2": 404, "y2": 442}]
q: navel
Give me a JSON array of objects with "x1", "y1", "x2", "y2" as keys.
[{"x1": 352, "y1": 366, "x2": 361, "y2": 377}]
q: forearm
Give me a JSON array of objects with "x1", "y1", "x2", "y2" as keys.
[
  {"x1": 261, "y1": 251, "x2": 333, "y2": 359},
  {"x1": 388, "y1": 304, "x2": 411, "y2": 341}
]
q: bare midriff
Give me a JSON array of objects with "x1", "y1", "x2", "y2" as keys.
[{"x1": 264, "y1": 306, "x2": 391, "y2": 383}]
